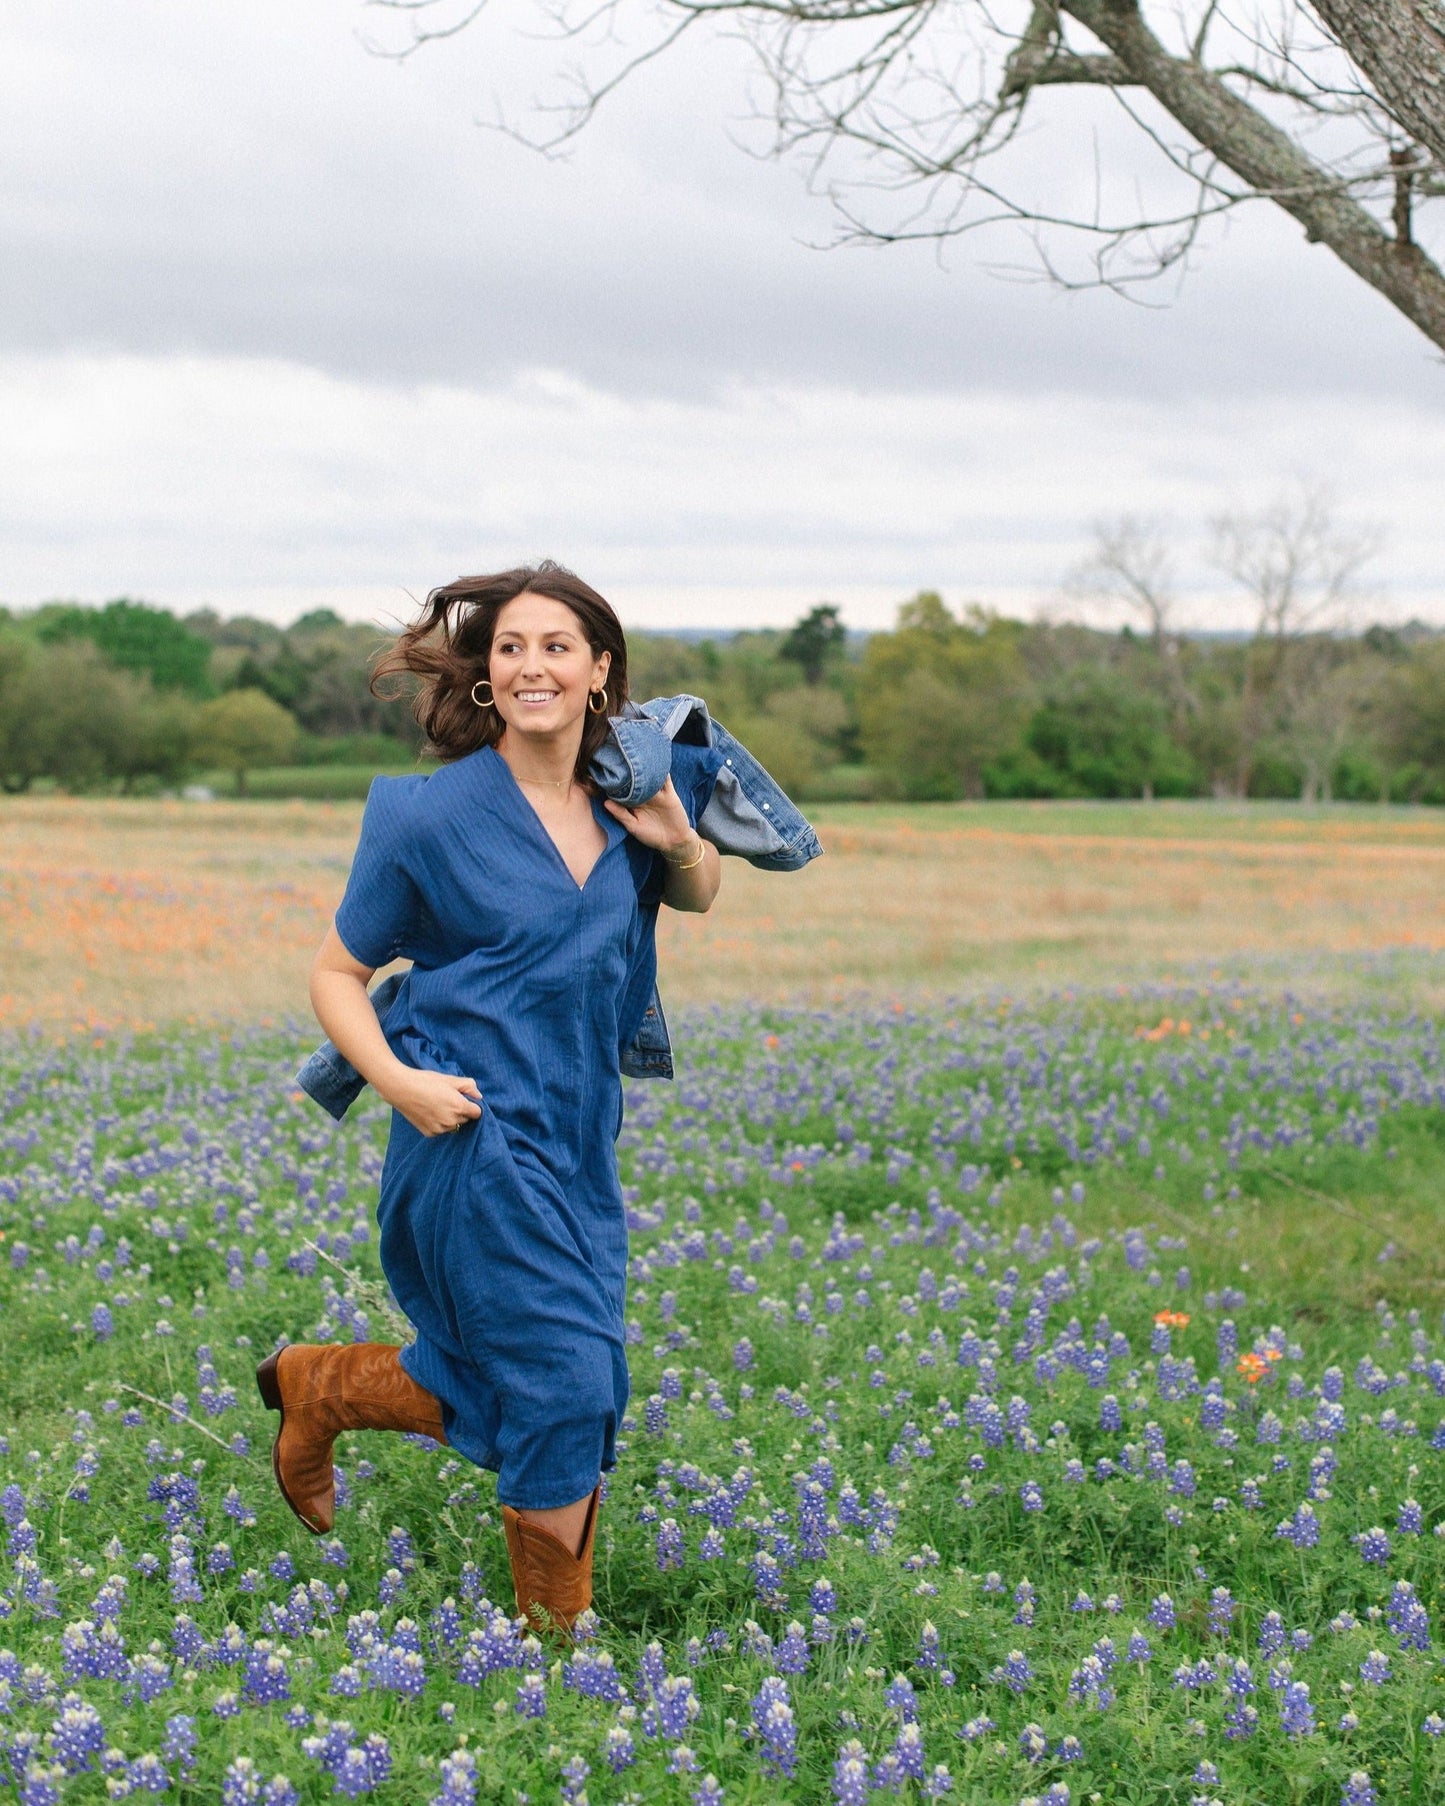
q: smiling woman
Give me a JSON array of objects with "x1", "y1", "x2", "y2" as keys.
[{"x1": 255, "y1": 561, "x2": 721, "y2": 1638}]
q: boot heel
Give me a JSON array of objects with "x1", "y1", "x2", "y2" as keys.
[{"x1": 256, "y1": 1350, "x2": 283, "y2": 1413}]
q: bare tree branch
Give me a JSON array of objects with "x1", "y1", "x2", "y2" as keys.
[
  {"x1": 363, "y1": 0, "x2": 1445, "y2": 350},
  {"x1": 1311, "y1": 0, "x2": 1445, "y2": 165}
]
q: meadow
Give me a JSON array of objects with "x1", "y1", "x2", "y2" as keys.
[
  {"x1": 1, "y1": 799, "x2": 1443, "y2": 1804},
  {"x1": 6, "y1": 797, "x2": 1445, "y2": 1032}
]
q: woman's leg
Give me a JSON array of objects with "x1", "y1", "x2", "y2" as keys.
[
  {"x1": 519, "y1": 1492, "x2": 596, "y2": 1558},
  {"x1": 503, "y1": 1484, "x2": 601, "y2": 1637},
  {"x1": 256, "y1": 1343, "x2": 446, "y2": 1534}
]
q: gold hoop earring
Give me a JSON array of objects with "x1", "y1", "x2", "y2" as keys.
[
  {"x1": 588, "y1": 688, "x2": 609, "y2": 715},
  {"x1": 471, "y1": 679, "x2": 494, "y2": 708}
]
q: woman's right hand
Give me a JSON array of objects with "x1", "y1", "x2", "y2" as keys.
[{"x1": 383, "y1": 1066, "x2": 484, "y2": 1137}]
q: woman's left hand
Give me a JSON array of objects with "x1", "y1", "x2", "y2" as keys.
[{"x1": 602, "y1": 777, "x2": 698, "y2": 859}]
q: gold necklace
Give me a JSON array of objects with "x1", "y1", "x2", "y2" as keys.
[{"x1": 516, "y1": 774, "x2": 572, "y2": 791}]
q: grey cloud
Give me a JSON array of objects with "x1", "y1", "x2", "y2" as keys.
[{"x1": 2, "y1": 1, "x2": 1441, "y2": 403}]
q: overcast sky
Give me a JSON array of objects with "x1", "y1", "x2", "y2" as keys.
[{"x1": 3, "y1": 0, "x2": 1444, "y2": 633}]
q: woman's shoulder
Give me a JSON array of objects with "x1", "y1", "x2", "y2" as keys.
[{"x1": 364, "y1": 751, "x2": 503, "y2": 847}]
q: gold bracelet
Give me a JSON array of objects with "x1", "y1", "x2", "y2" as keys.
[{"x1": 665, "y1": 836, "x2": 707, "y2": 872}]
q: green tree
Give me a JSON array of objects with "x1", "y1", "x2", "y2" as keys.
[
  {"x1": 780, "y1": 604, "x2": 846, "y2": 686},
  {"x1": 0, "y1": 636, "x2": 161, "y2": 793},
  {"x1": 33, "y1": 599, "x2": 216, "y2": 696},
  {"x1": 196, "y1": 687, "x2": 299, "y2": 795},
  {"x1": 1378, "y1": 638, "x2": 1445, "y2": 798},
  {"x1": 1026, "y1": 665, "x2": 1197, "y2": 799},
  {"x1": 857, "y1": 595, "x2": 1033, "y2": 800}
]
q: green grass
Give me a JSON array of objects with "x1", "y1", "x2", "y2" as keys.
[{"x1": 1, "y1": 993, "x2": 1443, "y2": 1801}]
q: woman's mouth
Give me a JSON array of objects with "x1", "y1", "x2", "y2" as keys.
[{"x1": 514, "y1": 690, "x2": 561, "y2": 707}]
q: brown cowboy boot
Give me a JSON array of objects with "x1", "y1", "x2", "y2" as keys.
[
  {"x1": 255, "y1": 1342, "x2": 446, "y2": 1535},
  {"x1": 502, "y1": 1487, "x2": 600, "y2": 1639}
]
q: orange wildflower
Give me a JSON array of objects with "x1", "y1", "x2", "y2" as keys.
[
  {"x1": 1237, "y1": 1352, "x2": 1269, "y2": 1384},
  {"x1": 1154, "y1": 1309, "x2": 1191, "y2": 1328}
]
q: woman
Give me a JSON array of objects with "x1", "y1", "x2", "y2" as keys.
[{"x1": 256, "y1": 562, "x2": 720, "y2": 1635}]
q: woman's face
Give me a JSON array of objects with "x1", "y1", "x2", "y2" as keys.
[{"x1": 488, "y1": 592, "x2": 610, "y2": 743}]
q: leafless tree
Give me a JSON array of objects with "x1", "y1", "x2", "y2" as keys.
[
  {"x1": 365, "y1": 2, "x2": 1445, "y2": 352},
  {"x1": 1209, "y1": 482, "x2": 1380, "y2": 791},
  {"x1": 1210, "y1": 483, "x2": 1379, "y2": 642},
  {"x1": 1066, "y1": 514, "x2": 1193, "y2": 718},
  {"x1": 1069, "y1": 516, "x2": 1176, "y2": 645},
  {"x1": 1277, "y1": 643, "x2": 1386, "y2": 800}
]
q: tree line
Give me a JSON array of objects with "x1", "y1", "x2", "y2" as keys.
[{"x1": 4, "y1": 517, "x2": 1445, "y2": 804}]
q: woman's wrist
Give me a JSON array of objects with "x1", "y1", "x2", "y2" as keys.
[
  {"x1": 370, "y1": 1054, "x2": 416, "y2": 1108},
  {"x1": 661, "y1": 833, "x2": 705, "y2": 869}
]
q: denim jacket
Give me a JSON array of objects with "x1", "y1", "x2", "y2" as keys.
[{"x1": 295, "y1": 700, "x2": 822, "y2": 1118}]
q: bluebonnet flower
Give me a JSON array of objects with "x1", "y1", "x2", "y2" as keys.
[
  {"x1": 810, "y1": 1577, "x2": 837, "y2": 1617},
  {"x1": 1398, "y1": 1498, "x2": 1423, "y2": 1535},
  {"x1": 514, "y1": 1674, "x2": 547, "y2": 1718},
  {"x1": 18, "y1": 1760, "x2": 66, "y2": 1806},
  {"x1": 48, "y1": 1695, "x2": 106, "y2": 1773},
  {"x1": 1341, "y1": 1775, "x2": 1377, "y2": 1806},
  {"x1": 833, "y1": 1739, "x2": 870, "y2": 1805},
  {"x1": 992, "y1": 1650, "x2": 1033, "y2": 1694},
  {"x1": 603, "y1": 1724, "x2": 636, "y2": 1772},
  {"x1": 1387, "y1": 1580, "x2": 1431, "y2": 1651},
  {"x1": 775, "y1": 1623, "x2": 810, "y2": 1674},
  {"x1": 161, "y1": 1714, "x2": 197, "y2": 1775},
  {"x1": 430, "y1": 1748, "x2": 477, "y2": 1805},
  {"x1": 124, "y1": 1753, "x2": 171, "y2": 1794},
  {"x1": 1276, "y1": 1504, "x2": 1321, "y2": 1549},
  {"x1": 1126, "y1": 1633, "x2": 1152, "y2": 1666},
  {"x1": 656, "y1": 1519, "x2": 685, "y2": 1571},
  {"x1": 560, "y1": 1755, "x2": 590, "y2": 1804},
  {"x1": 1359, "y1": 1650, "x2": 1391, "y2": 1685},
  {"x1": 1355, "y1": 1526, "x2": 1391, "y2": 1565},
  {"x1": 750, "y1": 1677, "x2": 797, "y2": 1777},
  {"x1": 1207, "y1": 1588, "x2": 1236, "y2": 1634},
  {"x1": 1279, "y1": 1681, "x2": 1316, "y2": 1737},
  {"x1": 692, "y1": 1777, "x2": 724, "y2": 1806},
  {"x1": 884, "y1": 1674, "x2": 919, "y2": 1721},
  {"x1": 1146, "y1": 1595, "x2": 1176, "y2": 1630},
  {"x1": 645, "y1": 1673, "x2": 701, "y2": 1743}
]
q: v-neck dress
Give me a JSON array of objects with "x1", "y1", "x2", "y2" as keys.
[{"x1": 333, "y1": 742, "x2": 718, "y2": 1509}]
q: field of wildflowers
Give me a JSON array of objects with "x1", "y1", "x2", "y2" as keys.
[
  {"x1": 1, "y1": 990, "x2": 1443, "y2": 1804},
  {"x1": 9, "y1": 796, "x2": 1445, "y2": 1034}
]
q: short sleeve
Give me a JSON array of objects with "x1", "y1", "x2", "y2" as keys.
[{"x1": 333, "y1": 777, "x2": 427, "y2": 968}]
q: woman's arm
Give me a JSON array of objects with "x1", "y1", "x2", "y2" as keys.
[
  {"x1": 602, "y1": 778, "x2": 721, "y2": 915},
  {"x1": 310, "y1": 924, "x2": 483, "y2": 1136},
  {"x1": 659, "y1": 836, "x2": 720, "y2": 913}
]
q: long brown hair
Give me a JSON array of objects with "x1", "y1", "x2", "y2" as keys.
[{"x1": 372, "y1": 562, "x2": 630, "y2": 785}]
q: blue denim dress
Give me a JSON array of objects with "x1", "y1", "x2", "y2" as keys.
[{"x1": 332, "y1": 742, "x2": 718, "y2": 1510}]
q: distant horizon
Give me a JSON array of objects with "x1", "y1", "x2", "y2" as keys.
[{"x1": 5, "y1": 594, "x2": 1440, "y2": 646}]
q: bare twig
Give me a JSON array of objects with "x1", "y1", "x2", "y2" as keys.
[
  {"x1": 116, "y1": 1384, "x2": 254, "y2": 1456},
  {"x1": 1260, "y1": 1165, "x2": 1427, "y2": 1265}
]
